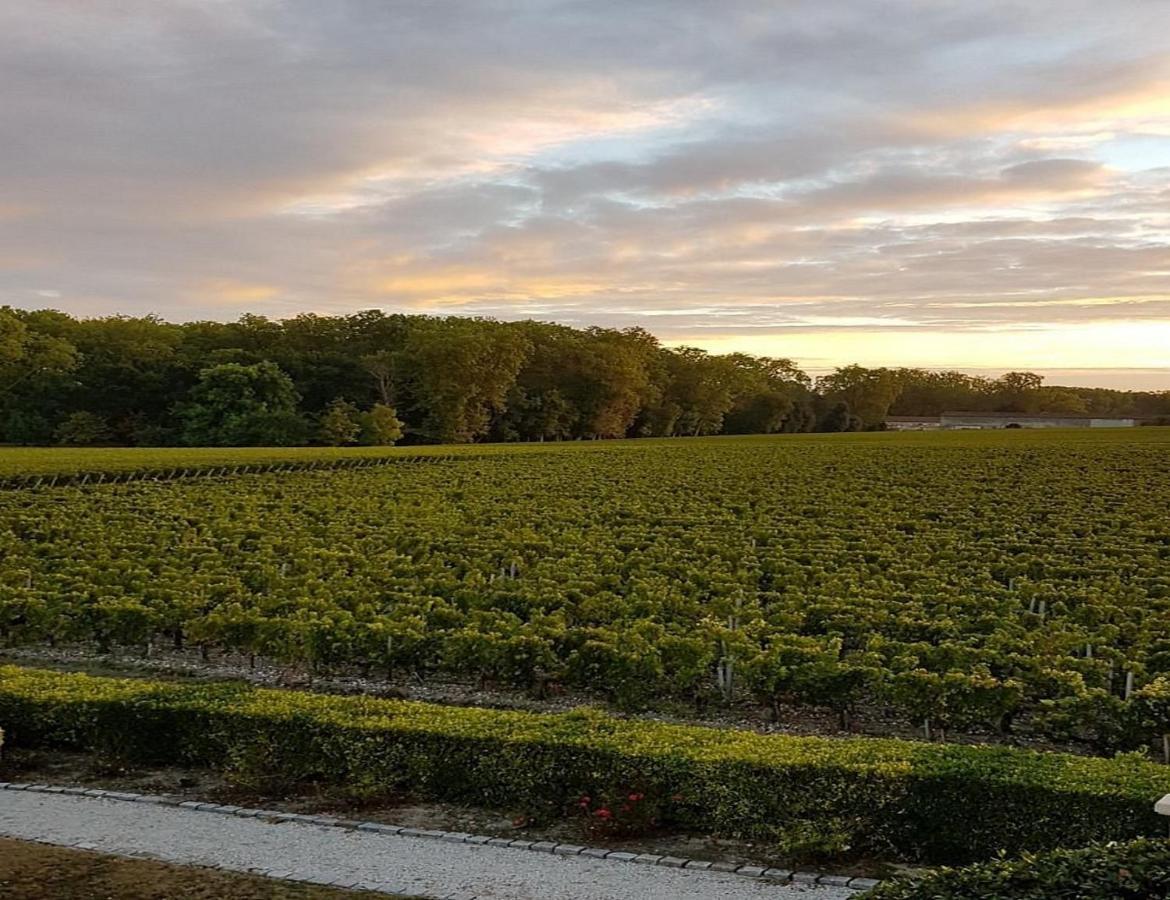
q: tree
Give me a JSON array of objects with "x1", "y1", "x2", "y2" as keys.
[
  {"x1": 0, "y1": 308, "x2": 78, "y2": 389},
  {"x1": 723, "y1": 391, "x2": 791, "y2": 434},
  {"x1": 782, "y1": 398, "x2": 818, "y2": 433},
  {"x1": 177, "y1": 361, "x2": 306, "y2": 446},
  {"x1": 396, "y1": 318, "x2": 532, "y2": 443},
  {"x1": 359, "y1": 403, "x2": 404, "y2": 445},
  {"x1": 817, "y1": 366, "x2": 900, "y2": 429},
  {"x1": 566, "y1": 327, "x2": 659, "y2": 438},
  {"x1": 659, "y1": 348, "x2": 736, "y2": 436},
  {"x1": 3, "y1": 306, "x2": 1164, "y2": 446},
  {"x1": 1036, "y1": 387, "x2": 1089, "y2": 415},
  {"x1": 360, "y1": 351, "x2": 396, "y2": 406},
  {"x1": 318, "y1": 398, "x2": 361, "y2": 446},
  {"x1": 888, "y1": 369, "x2": 995, "y2": 416},
  {"x1": 820, "y1": 401, "x2": 862, "y2": 432},
  {"x1": 3, "y1": 410, "x2": 53, "y2": 445},
  {"x1": 721, "y1": 354, "x2": 807, "y2": 434},
  {"x1": 490, "y1": 385, "x2": 575, "y2": 442},
  {"x1": 490, "y1": 322, "x2": 588, "y2": 441},
  {"x1": 0, "y1": 308, "x2": 79, "y2": 444},
  {"x1": 55, "y1": 411, "x2": 112, "y2": 445},
  {"x1": 994, "y1": 371, "x2": 1044, "y2": 412}
]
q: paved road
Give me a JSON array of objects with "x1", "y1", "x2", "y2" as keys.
[{"x1": 0, "y1": 791, "x2": 856, "y2": 900}]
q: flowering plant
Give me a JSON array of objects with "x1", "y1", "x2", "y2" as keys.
[{"x1": 575, "y1": 788, "x2": 667, "y2": 837}]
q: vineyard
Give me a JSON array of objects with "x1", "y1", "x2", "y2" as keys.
[{"x1": 3, "y1": 430, "x2": 1170, "y2": 750}]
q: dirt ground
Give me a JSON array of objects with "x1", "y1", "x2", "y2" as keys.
[{"x1": 0, "y1": 838, "x2": 413, "y2": 899}]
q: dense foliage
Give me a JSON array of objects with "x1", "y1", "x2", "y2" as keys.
[
  {"x1": 3, "y1": 665, "x2": 1170, "y2": 864},
  {"x1": 3, "y1": 306, "x2": 1168, "y2": 445},
  {"x1": 867, "y1": 839, "x2": 1170, "y2": 899},
  {"x1": 2, "y1": 430, "x2": 1170, "y2": 753}
]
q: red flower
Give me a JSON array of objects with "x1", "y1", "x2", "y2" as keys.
[
  {"x1": 594, "y1": 808, "x2": 613, "y2": 820},
  {"x1": 628, "y1": 792, "x2": 644, "y2": 802}
]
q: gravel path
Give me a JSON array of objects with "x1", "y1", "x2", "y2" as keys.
[{"x1": 0, "y1": 791, "x2": 856, "y2": 900}]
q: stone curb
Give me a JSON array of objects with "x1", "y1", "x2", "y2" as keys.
[{"x1": 0, "y1": 782, "x2": 880, "y2": 893}]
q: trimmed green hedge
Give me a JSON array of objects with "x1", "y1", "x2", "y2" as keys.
[
  {"x1": 867, "y1": 838, "x2": 1170, "y2": 899},
  {"x1": 2, "y1": 664, "x2": 1170, "y2": 863}
]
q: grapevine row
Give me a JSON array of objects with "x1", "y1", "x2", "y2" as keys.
[{"x1": 2, "y1": 432, "x2": 1169, "y2": 752}]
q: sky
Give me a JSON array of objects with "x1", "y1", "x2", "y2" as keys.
[{"x1": 2, "y1": 1, "x2": 1169, "y2": 388}]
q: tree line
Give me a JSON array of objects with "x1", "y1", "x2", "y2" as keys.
[{"x1": 2, "y1": 306, "x2": 1167, "y2": 445}]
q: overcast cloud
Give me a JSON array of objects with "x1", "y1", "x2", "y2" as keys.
[{"x1": 2, "y1": 1, "x2": 1168, "y2": 384}]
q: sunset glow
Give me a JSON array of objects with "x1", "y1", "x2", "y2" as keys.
[{"x1": 2, "y1": 1, "x2": 1168, "y2": 386}]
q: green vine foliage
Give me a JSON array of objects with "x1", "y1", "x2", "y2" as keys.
[{"x1": 1, "y1": 430, "x2": 1169, "y2": 741}]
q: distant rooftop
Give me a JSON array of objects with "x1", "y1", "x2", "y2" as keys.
[{"x1": 940, "y1": 411, "x2": 1133, "y2": 420}]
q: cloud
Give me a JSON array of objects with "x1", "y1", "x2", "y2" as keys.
[{"x1": 0, "y1": 0, "x2": 1167, "y2": 377}]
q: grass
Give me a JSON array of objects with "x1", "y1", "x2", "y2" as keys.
[
  {"x1": 0, "y1": 426, "x2": 1165, "y2": 476},
  {"x1": 0, "y1": 445, "x2": 445, "y2": 477}
]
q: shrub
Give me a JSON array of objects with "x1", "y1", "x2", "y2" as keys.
[
  {"x1": 866, "y1": 839, "x2": 1170, "y2": 899},
  {"x1": 575, "y1": 787, "x2": 665, "y2": 838},
  {"x1": 3, "y1": 665, "x2": 1170, "y2": 864},
  {"x1": 318, "y1": 399, "x2": 361, "y2": 446},
  {"x1": 358, "y1": 404, "x2": 404, "y2": 446}
]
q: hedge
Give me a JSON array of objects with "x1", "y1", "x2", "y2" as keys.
[
  {"x1": 867, "y1": 838, "x2": 1170, "y2": 899},
  {"x1": 2, "y1": 664, "x2": 1170, "y2": 863}
]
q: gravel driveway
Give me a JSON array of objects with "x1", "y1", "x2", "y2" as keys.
[{"x1": 0, "y1": 791, "x2": 856, "y2": 900}]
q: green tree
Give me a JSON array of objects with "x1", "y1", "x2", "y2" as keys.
[
  {"x1": 359, "y1": 403, "x2": 404, "y2": 445},
  {"x1": 722, "y1": 354, "x2": 807, "y2": 434},
  {"x1": 782, "y1": 398, "x2": 818, "y2": 432},
  {"x1": 888, "y1": 369, "x2": 995, "y2": 416},
  {"x1": 3, "y1": 410, "x2": 53, "y2": 445},
  {"x1": 55, "y1": 411, "x2": 113, "y2": 445},
  {"x1": 1036, "y1": 387, "x2": 1090, "y2": 415},
  {"x1": 994, "y1": 371, "x2": 1044, "y2": 412},
  {"x1": 177, "y1": 361, "x2": 306, "y2": 446},
  {"x1": 659, "y1": 348, "x2": 737, "y2": 436},
  {"x1": 568, "y1": 327, "x2": 659, "y2": 438},
  {"x1": 818, "y1": 365, "x2": 900, "y2": 429},
  {"x1": 360, "y1": 350, "x2": 397, "y2": 406},
  {"x1": 489, "y1": 322, "x2": 585, "y2": 441},
  {"x1": 0, "y1": 308, "x2": 79, "y2": 443},
  {"x1": 0, "y1": 308, "x2": 78, "y2": 387},
  {"x1": 318, "y1": 398, "x2": 361, "y2": 446},
  {"x1": 820, "y1": 401, "x2": 862, "y2": 432},
  {"x1": 396, "y1": 318, "x2": 531, "y2": 443}
]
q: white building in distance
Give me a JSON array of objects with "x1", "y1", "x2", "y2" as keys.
[
  {"x1": 940, "y1": 412, "x2": 1136, "y2": 429},
  {"x1": 886, "y1": 412, "x2": 1137, "y2": 430}
]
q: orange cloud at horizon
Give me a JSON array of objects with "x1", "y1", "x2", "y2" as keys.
[{"x1": 677, "y1": 319, "x2": 1170, "y2": 373}]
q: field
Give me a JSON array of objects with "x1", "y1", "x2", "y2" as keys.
[{"x1": 3, "y1": 430, "x2": 1170, "y2": 745}]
